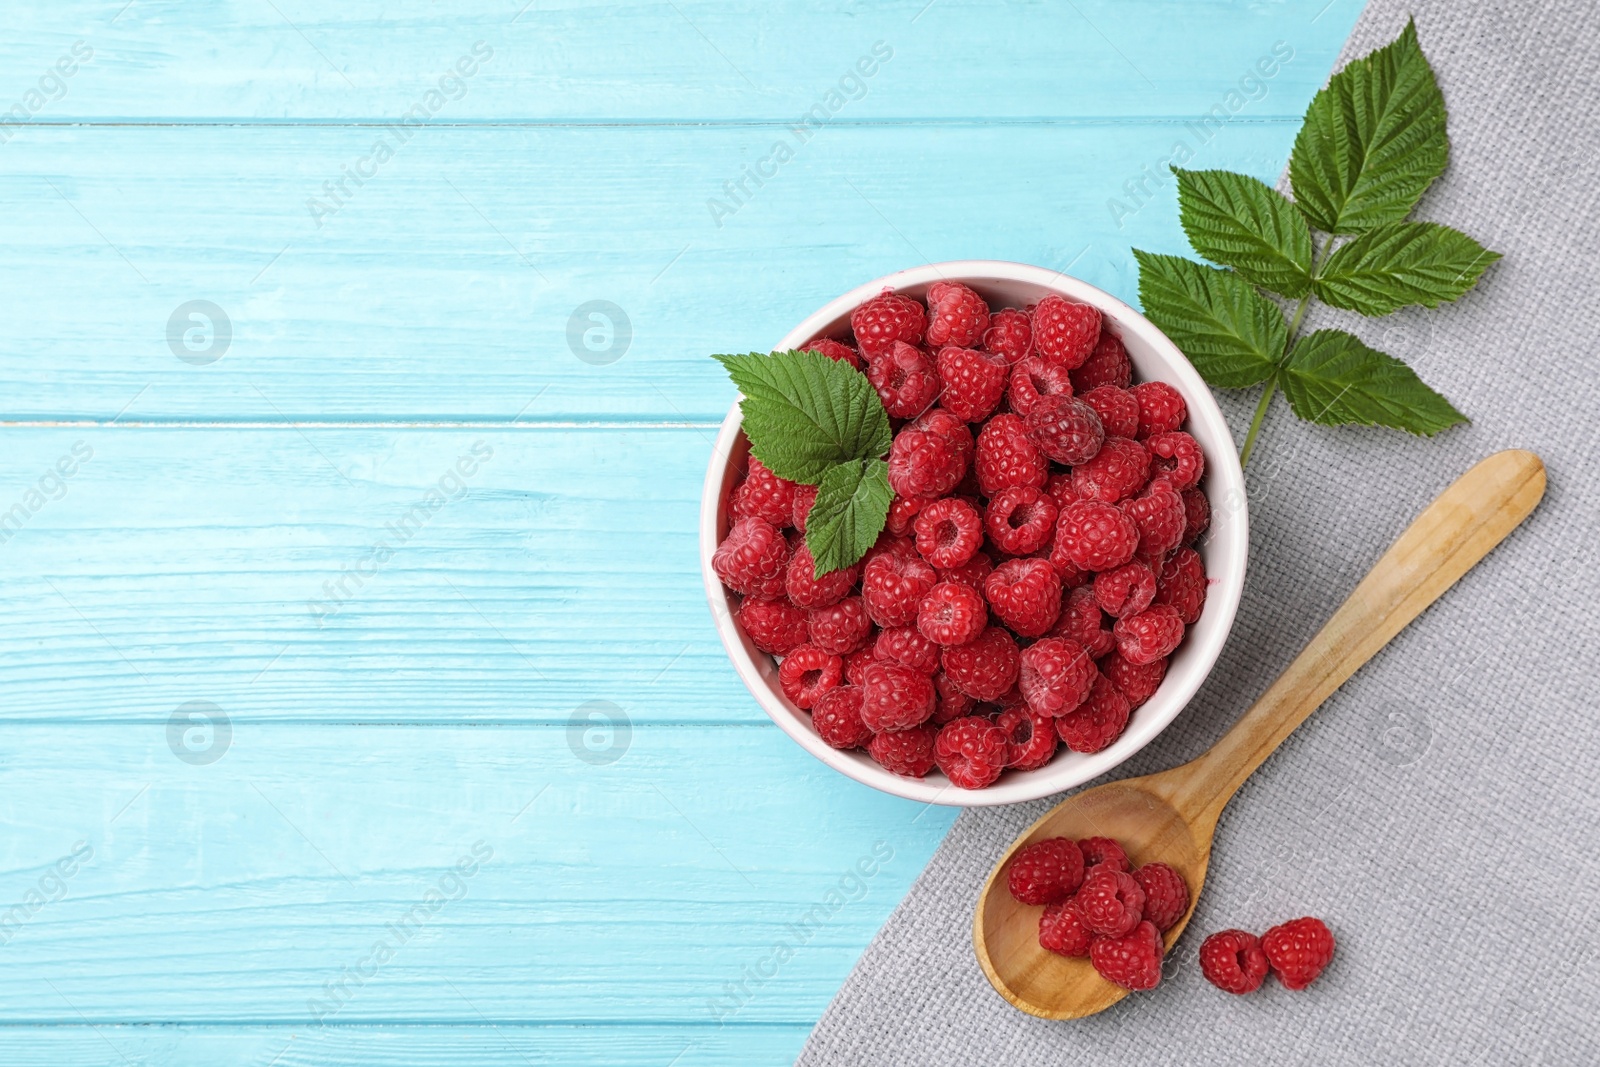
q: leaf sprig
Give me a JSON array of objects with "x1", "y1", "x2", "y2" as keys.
[
  {"x1": 714, "y1": 350, "x2": 893, "y2": 574},
  {"x1": 1135, "y1": 20, "x2": 1495, "y2": 464}
]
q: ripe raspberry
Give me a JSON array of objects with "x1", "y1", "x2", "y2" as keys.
[
  {"x1": 1049, "y1": 585, "x2": 1116, "y2": 658},
  {"x1": 1018, "y1": 637, "x2": 1095, "y2": 715},
  {"x1": 1123, "y1": 477, "x2": 1186, "y2": 560},
  {"x1": 867, "y1": 341, "x2": 939, "y2": 418},
  {"x1": 888, "y1": 427, "x2": 965, "y2": 499},
  {"x1": 777, "y1": 645, "x2": 842, "y2": 710},
  {"x1": 1072, "y1": 436, "x2": 1151, "y2": 504},
  {"x1": 908, "y1": 408, "x2": 975, "y2": 470},
  {"x1": 884, "y1": 494, "x2": 924, "y2": 537},
  {"x1": 938, "y1": 550, "x2": 993, "y2": 592},
  {"x1": 1031, "y1": 295, "x2": 1101, "y2": 369},
  {"x1": 1076, "y1": 865, "x2": 1146, "y2": 938},
  {"x1": 1154, "y1": 546, "x2": 1207, "y2": 624},
  {"x1": 984, "y1": 486, "x2": 1057, "y2": 557},
  {"x1": 1131, "y1": 381, "x2": 1187, "y2": 438},
  {"x1": 843, "y1": 645, "x2": 876, "y2": 686},
  {"x1": 1200, "y1": 929, "x2": 1270, "y2": 995},
  {"x1": 1007, "y1": 837, "x2": 1086, "y2": 905},
  {"x1": 736, "y1": 597, "x2": 809, "y2": 655},
  {"x1": 1005, "y1": 357, "x2": 1074, "y2": 418},
  {"x1": 932, "y1": 670, "x2": 976, "y2": 724},
  {"x1": 1077, "y1": 836, "x2": 1130, "y2": 872},
  {"x1": 863, "y1": 530, "x2": 918, "y2": 569},
  {"x1": 802, "y1": 336, "x2": 863, "y2": 370},
  {"x1": 850, "y1": 290, "x2": 926, "y2": 359},
  {"x1": 1044, "y1": 531, "x2": 1091, "y2": 591},
  {"x1": 792, "y1": 483, "x2": 819, "y2": 533},
  {"x1": 975, "y1": 414, "x2": 1048, "y2": 495},
  {"x1": 1054, "y1": 672, "x2": 1131, "y2": 753},
  {"x1": 1094, "y1": 561, "x2": 1157, "y2": 619},
  {"x1": 1146, "y1": 431, "x2": 1205, "y2": 491},
  {"x1": 913, "y1": 497, "x2": 983, "y2": 568},
  {"x1": 713, "y1": 516, "x2": 790, "y2": 599},
  {"x1": 1114, "y1": 605, "x2": 1185, "y2": 666},
  {"x1": 934, "y1": 716, "x2": 1008, "y2": 789},
  {"x1": 785, "y1": 542, "x2": 857, "y2": 609},
  {"x1": 874, "y1": 625, "x2": 940, "y2": 675},
  {"x1": 1101, "y1": 650, "x2": 1167, "y2": 708},
  {"x1": 807, "y1": 596, "x2": 872, "y2": 655},
  {"x1": 861, "y1": 551, "x2": 937, "y2": 627},
  {"x1": 1132, "y1": 863, "x2": 1189, "y2": 932},
  {"x1": 1055, "y1": 501, "x2": 1139, "y2": 572},
  {"x1": 1090, "y1": 920, "x2": 1163, "y2": 992},
  {"x1": 1262, "y1": 917, "x2": 1336, "y2": 990},
  {"x1": 858, "y1": 660, "x2": 936, "y2": 732},
  {"x1": 940, "y1": 625, "x2": 1020, "y2": 701},
  {"x1": 1025, "y1": 395, "x2": 1104, "y2": 466},
  {"x1": 867, "y1": 722, "x2": 937, "y2": 778},
  {"x1": 917, "y1": 581, "x2": 988, "y2": 647},
  {"x1": 1038, "y1": 900, "x2": 1094, "y2": 957},
  {"x1": 925, "y1": 281, "x2": 990, "y2": 348},
  {"x1": 1182, "y1": 488, "x2": 1211, "y2": 544},
  {"x1": 981, "y1": 306, "x2": 1033, "y2": 362},
  {"x1": 1070, "y1": 331, "x2": 1132, "y2": 392},
  {"x1": 996, "y1": 706, "x2": 1059, "y2": 770},
  {"x1": 984, "y1": 558, "x2": 1062, "y2": 638},
  {"x1": 935, "y1": 346, "x2": 1008, "y2": 422},
  {"x1": 1080, "y1": 385, "x2": 1139, "y2": 438},
  {"x1": 1044, "y1": 471, "x2": 1079, "y2": 510},
  {"x1": 811, "y1": 685, "x2": 872, "y2": 749},
  {"x1": 730, "y1": 457, "x2": 797, "y2": 527}
]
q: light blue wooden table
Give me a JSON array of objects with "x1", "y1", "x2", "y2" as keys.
[{"x1": 0, "y1": 3, "x2": 1360, "y2": 1063}]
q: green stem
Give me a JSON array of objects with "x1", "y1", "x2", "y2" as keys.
[
  {"x1": 1238, "y1": 377, "x2": 1277, "y2": 467},
  {"x1": 1239, "y1": 235, "x2": 1324, "y2": 468}
]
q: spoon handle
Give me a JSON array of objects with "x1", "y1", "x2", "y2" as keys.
[{"x1": 1165, "y1": 450, "x2": 1545, "y2": 825}]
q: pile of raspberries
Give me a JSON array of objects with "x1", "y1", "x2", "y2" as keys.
[
  {"x1": 713, "y1": 284, "x2": 1211, "y2": 789},
  {"x1": 1007, "y1": 835, "x2": 1337, "y2": 995},
  {"x1": 1007, "y1": 835, "x2": 1189, "y2": 991}
]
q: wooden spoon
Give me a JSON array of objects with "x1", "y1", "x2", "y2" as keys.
[{"x1": 974, "y1": 449, "x2": 1546, "y2": 1019}]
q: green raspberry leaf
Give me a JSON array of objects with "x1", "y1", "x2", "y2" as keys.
[
  {"x1": 805, "y1": 458, "x2": 892, "y2": 576},
  {"x1": 1289, "y1": 19, "x2": 1448, "y2": 235},
  {"x1": 1133, "y1": 249, "x2": 1289, "y2": 389},
  {"x1": 1174, "y1": 168, "x2": 1314, "y2": 298},
  {"x1": 1280, "y1": 329, "x2": 1467, "y2": 435},
  {"x1": 1313, "y1": 222, "x2": 1500, "y2": 316},
  {"x1": 713, "y1": 349, "x2": 892, "y2": 483}
]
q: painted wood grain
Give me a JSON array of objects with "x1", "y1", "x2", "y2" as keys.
[
  {"x1": 2, "y1": 0, "x2": 1359, "y2": 122},
  {"x1": 0, "y1": 426, "x2": 774, "y2": 723},
  {"x1": 0, "y1": 1024, "x2": 812, "y2": 1067},
  {"x1": 0, "y1": 724, "x2": 952, "y2": 1023},
  {"x1": 4, "y1": 123, "x2": 1308, "y2": 421}
]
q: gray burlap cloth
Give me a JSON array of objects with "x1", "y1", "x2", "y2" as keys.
[{"x1": 799, "y1": 2, "x2": 1600, "y2": 1062}]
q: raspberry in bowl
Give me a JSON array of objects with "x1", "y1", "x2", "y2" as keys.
[{"x1": 700, "y1": 262, "x2": 1247, "y2": 806}]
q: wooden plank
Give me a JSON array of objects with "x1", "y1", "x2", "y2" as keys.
[
  {"x1": 0, "y1": 1024, "x2": 811, "y2": 1067},
  {"x1": 2, "y1": 122, "x2": 1307, "y2": 421},
  {"x1": 0, "y1": 724, "x2": 954, "y2": 1023},
  {"x1": 2, "y1": 0, "x2": 1359, "y2": 122},
  {"x1": 0, "y1": 426, "x2": 788, "y2": 723}
]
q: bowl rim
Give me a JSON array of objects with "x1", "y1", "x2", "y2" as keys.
[{"x1": 699, "y1": 260, "x2": 1249, "y2": 806}]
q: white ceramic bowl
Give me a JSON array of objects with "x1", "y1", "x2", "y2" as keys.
[{"x1": 700, "y1": 261, "x2": 1248, "y2": 806}]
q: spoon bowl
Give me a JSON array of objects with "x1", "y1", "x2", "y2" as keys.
[
  {"x1": 973, "y1": 450, "x2": 1547, "y2": 1019},
  {"x1": 975, "y1": 778, "x2": 1208, "y2": 1018}
]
